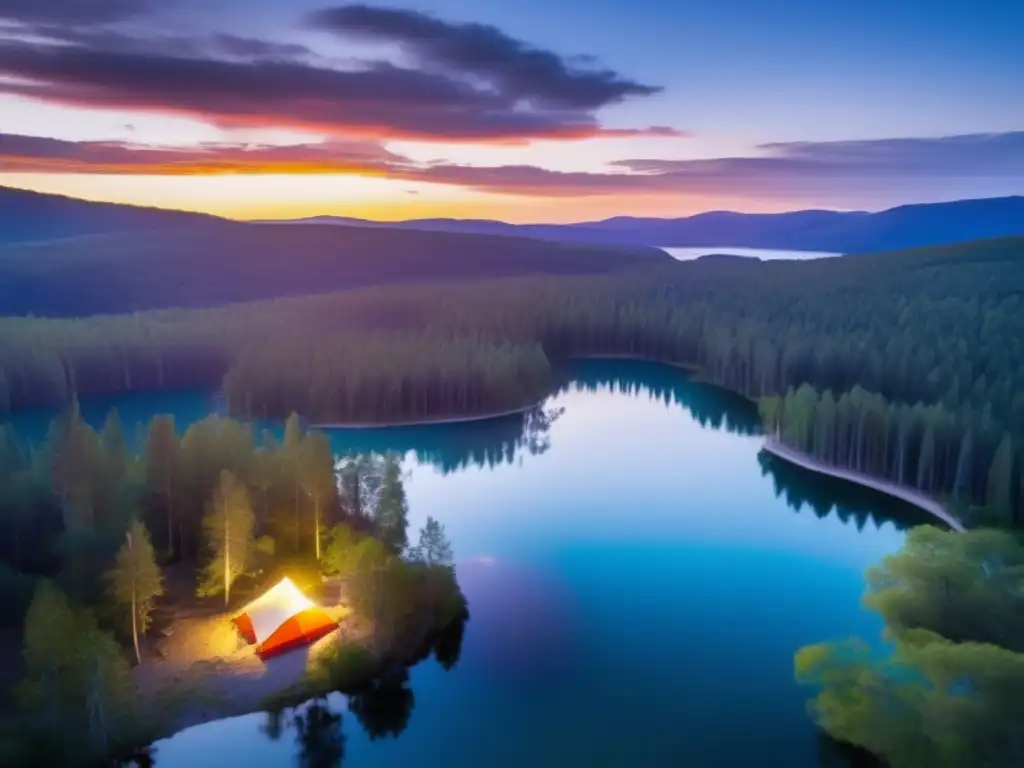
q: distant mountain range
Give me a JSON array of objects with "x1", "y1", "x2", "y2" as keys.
[
  {"x1": 2, "y1": 186, "x2": 1023, "y2": 254},
  {"x1": 264, "y1": 196, "x2": 1024, "y2": 253}
]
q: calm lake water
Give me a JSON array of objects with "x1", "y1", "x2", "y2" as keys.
[
  {"x1": 663, "y1": 247, "x2": 840, "y2": 261},
  {"x1": 7, "y1": 360, "x2": 934, "y2": 767}
]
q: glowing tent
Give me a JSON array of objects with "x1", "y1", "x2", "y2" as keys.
[{"x1": 232, "y1": 577, "x2": 338, "y2": 658}]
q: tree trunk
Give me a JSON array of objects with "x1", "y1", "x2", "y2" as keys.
[
  {"x1": 314, "y1": 496, "x2": 321, "y2": 561},
  {"x1": 128, "y1": 531, "x2": 141, "y2": 665},
  {"x1": 224, "y1": 497, "x2": 231, "y2": 607},
  {"x1": 165, "y1": 464, "x2": 174, "y2": 559}
]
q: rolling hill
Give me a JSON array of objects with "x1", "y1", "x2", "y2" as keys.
[
  {"x1": 0, "y1": 217, "x2": 668, "y2": 317},
  {"x1": 266, "y1": 196, "x2": 1024, "y2": 253}
]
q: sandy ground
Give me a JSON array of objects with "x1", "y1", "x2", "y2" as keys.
[{"x1": 136, "y1": 581, "x2": 367, "y2": 736}]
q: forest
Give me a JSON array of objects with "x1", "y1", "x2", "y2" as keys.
[
  {"x1": 0, "y1": 407, "x2": 466, "y2": 767},
  {"x1": 1, "y1": 235, "x2": 1022, "y2": 527},
  {"x1": 0, "y1": 218, "x2": 664, "y2": 317}
]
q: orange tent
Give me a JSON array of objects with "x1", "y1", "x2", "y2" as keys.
[{"x1": 232, "y1": 577, "x2": 338, "y2": 659}]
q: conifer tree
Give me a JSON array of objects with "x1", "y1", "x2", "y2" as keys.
[
  {"x1": 106, "y1": 519, "x2": 164, "y2": 664},
  {"x1": 197, "y1": 470, "x2": 254, "y2": 606}
]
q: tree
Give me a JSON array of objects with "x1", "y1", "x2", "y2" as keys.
[
  {"x1": 321, "y1": 525, "x2": 368, "y2": 603},
  {"x1": 197, "y1": 470, "x2": 255, "y2": 606},
  {"x1": 284, "y1": 413, "x2": 304, "y2": 552},
  {"x1": 300, "y1": 432, "x2": 337, "y2": 561},
  {"x1": 374, "y1": 454, "x2": 409, "y2": 554},
  {"x1": 797, "y1": 527, "x2": 1024, "y2": 767},
  {"x1": 143, "y1": 415, "x2": 180, "y2": 557},
  {"x1": 863, "y1": 526, "x2": 1024, "y2": 650},
  {"x1": 409, "y1": 517, "x2": 453, "y2": 567},
  {"x1": 106, "y1": 519, "x2": 164, "y2": 664},
  {"x1": 986, "y1": 433, "x2": 1014, "y2": 520},
  {"x1": 19, "y1": 581, "x2": 135, "y2": 763},
  {"x1": 293, "y1": 697, "x2": 346, "y2": 768},
  {"x1": 348, "y1": 542, "x2": 415, "y2": 652}
]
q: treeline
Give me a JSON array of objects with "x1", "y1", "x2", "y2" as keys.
[
  {"x1": 1, "y1": 236, "x2": 1023, "y2": 523},
  {"x1": 759, "y1": 383, "x2": 1022, "y2": 527},
  {"x1": 224, "y1": 332, "x2": 552, "y2": 423}
]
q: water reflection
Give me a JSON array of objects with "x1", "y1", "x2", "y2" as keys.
[
  {"x1": 294, "y1": 698, "x2": 346, "y2": 768},
  {"x1": 325, "y1": 360, "x2": 761, "y2": 477},
  {"x1": 556, "y1": 359, "x2": 761, "y2": 436},
  {"x1": 757, "y1": 451, "x2": 938, "y2": 531},
  {"x1": 326, "y1": 405, "x2": 564, "y2": 476},
  {"x1": 257, "y1": 608, "x2": 468, "y2": 764}
]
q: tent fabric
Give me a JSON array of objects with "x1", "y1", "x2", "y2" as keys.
[
  {"x1": 232, "y1": 578, "x2": 338, "y2": 658},
  {"x1": 258, "y1": 607, "x2": 339, "y2": 658}
]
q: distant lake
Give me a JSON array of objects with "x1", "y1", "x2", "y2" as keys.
[
  {"x1": 6, "y1": 360, "x2": 932, "y2": 767},
  {"x1": 663, "y1": 247, "x2": 841, "y2": 261}
]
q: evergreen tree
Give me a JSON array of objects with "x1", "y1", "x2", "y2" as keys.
[
  {"x1": 106, "y1": 519, "x2": 164, "y2": 664},
  {"x1": 300, "y1": 432, "x2": 336, "y2": 561},
  {"x1": 986, "y1": 433, "x2": 1014, "y2": 520},
  {"x1": 409, "y1": 517, "x2": 454, "y2": 567},
  {"x1": 197, "y1": 470, "x2": 254, "y2": 606},
  {"x1": 19, "y1": 581, "x2": 134, "y2": 763},
  {"x1": 374, "y1": 454, "x2": 409, "y2": 554},
  {"x1": 143, "y1": 416, "x2": 180, "y2": 557}
]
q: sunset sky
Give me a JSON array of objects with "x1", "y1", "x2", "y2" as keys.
[{"x1": 1, "y1": 0, "x2": 1021, "y2": 222}]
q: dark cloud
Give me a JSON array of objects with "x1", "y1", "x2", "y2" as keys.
[
  {"x1": 0, "y1": 133, "x2": 408, "y2": 174},
  {"x1": 0, "y1": 14, "x2": 670, "y2": 143},
  {"x1": 211, "y1": 34, "x2": 313, "y2": 60},
  {"x1": 306, "y1": 4, "x2": 659, "y2": 110},
  {"x1": 0, "y1": 0, "x2": 154, "y2": 26}
]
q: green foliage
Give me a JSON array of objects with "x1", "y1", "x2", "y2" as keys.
[
  {"x1": 196, "y1": 470, "x2": 255, "y2": 605},
  {"x1": 106, "y1": 519, "x2": 164, "y2": 663},
  {"x1": 863, "y1": 526, "x2": 1024, "y2": 650},
  {"x1": 143, "y1": 415, "x2": 180, "y2": 558},
  {"x1": 18, "y1": 581, "x2": 137, "y2": 764},
  {"x1": 409, "y1": 516, "x2": 454, "y2": 567},
  {"x1": 798, "y1": 527, "x2": 1024, "y2": 766},
  {"x1": 3, "y1": 239, "x2": 1023, "y2": 522},
  {"x1": 374, "y1": 453, "x2": 409, "y2": 553}
]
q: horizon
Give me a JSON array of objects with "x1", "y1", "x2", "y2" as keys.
[
  {"x1": 1, "y1": 1, "x2": 1022, "y2": 222},
  {"x1": 12, "y1": 183, "x2": 1024, "y2": 226}
]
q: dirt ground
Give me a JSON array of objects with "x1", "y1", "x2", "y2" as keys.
[{"x1": 136, "y1": 568, "x2": 366, "y2": 736}]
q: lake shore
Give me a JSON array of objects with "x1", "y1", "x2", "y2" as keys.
[
  {"x1": 309, "y1": 356, "x2": 731, "y2": 430},
  {"x1": 761, "y1": 438, "x2": 965, "y2": 532},
  {"x1": 309, "y1": 402, "x2": 539, "y2": 430}
]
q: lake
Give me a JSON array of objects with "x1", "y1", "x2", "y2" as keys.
[
  {"x1": 663, "y1": 247, "x2": 840, "y2": 261},
  {"x1": 7, "y1": 359, "x2": 934, "y2": 767}
]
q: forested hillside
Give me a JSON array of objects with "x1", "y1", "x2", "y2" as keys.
[
  {"x1": 1, "y1": 236, "x2": 1022, "y2": 525},
  {"x1": 0, "y1": 219, "x2": 666, "y2": 316}
]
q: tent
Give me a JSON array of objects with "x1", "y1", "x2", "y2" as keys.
[{"x1": 232, "y1": 577, "x2": 338, "y2": 658}]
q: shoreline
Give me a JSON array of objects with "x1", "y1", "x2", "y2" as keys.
[
  {"x1": 309, "y1": 402, "x2": 539, "y2": 430},
  {"x1": 761, "y1": 438, "x2": 965, "y2": 532}
]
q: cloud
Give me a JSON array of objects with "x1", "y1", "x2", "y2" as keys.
[
  {"x1": 0, "y1": 0, "x2": 154, "y2": 26},
  {"x1": 0, "y1": 6, "x2": 671, "y2": 144},
  {"x1": 211, "y1": 34, "x2": 313, "y2": 61},
  {"x1": 403, "y1": 131, "x2": 1024, "y2": 198},
  {"x1": 0, "y1": 133, "x2": 408, "y2": 175},
  {"x1": 3, "y1": 132, "x2": 1022, "y2": 206},
  {"x1": 306, "y1": 4, "x2": 659, "y2": 110}
]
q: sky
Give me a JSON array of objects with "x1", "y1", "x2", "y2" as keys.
[{"x1": 0, "y1": 0, "x2": 1021, "y2": 222}]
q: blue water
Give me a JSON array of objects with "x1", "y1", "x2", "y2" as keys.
[{"x1": 5, "y1": 360, "x2": 932, "y2": 767}]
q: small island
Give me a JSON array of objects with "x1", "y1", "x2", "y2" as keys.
[{"x1": 0, "y1": 408, "x2": 467, "y2": 767}]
